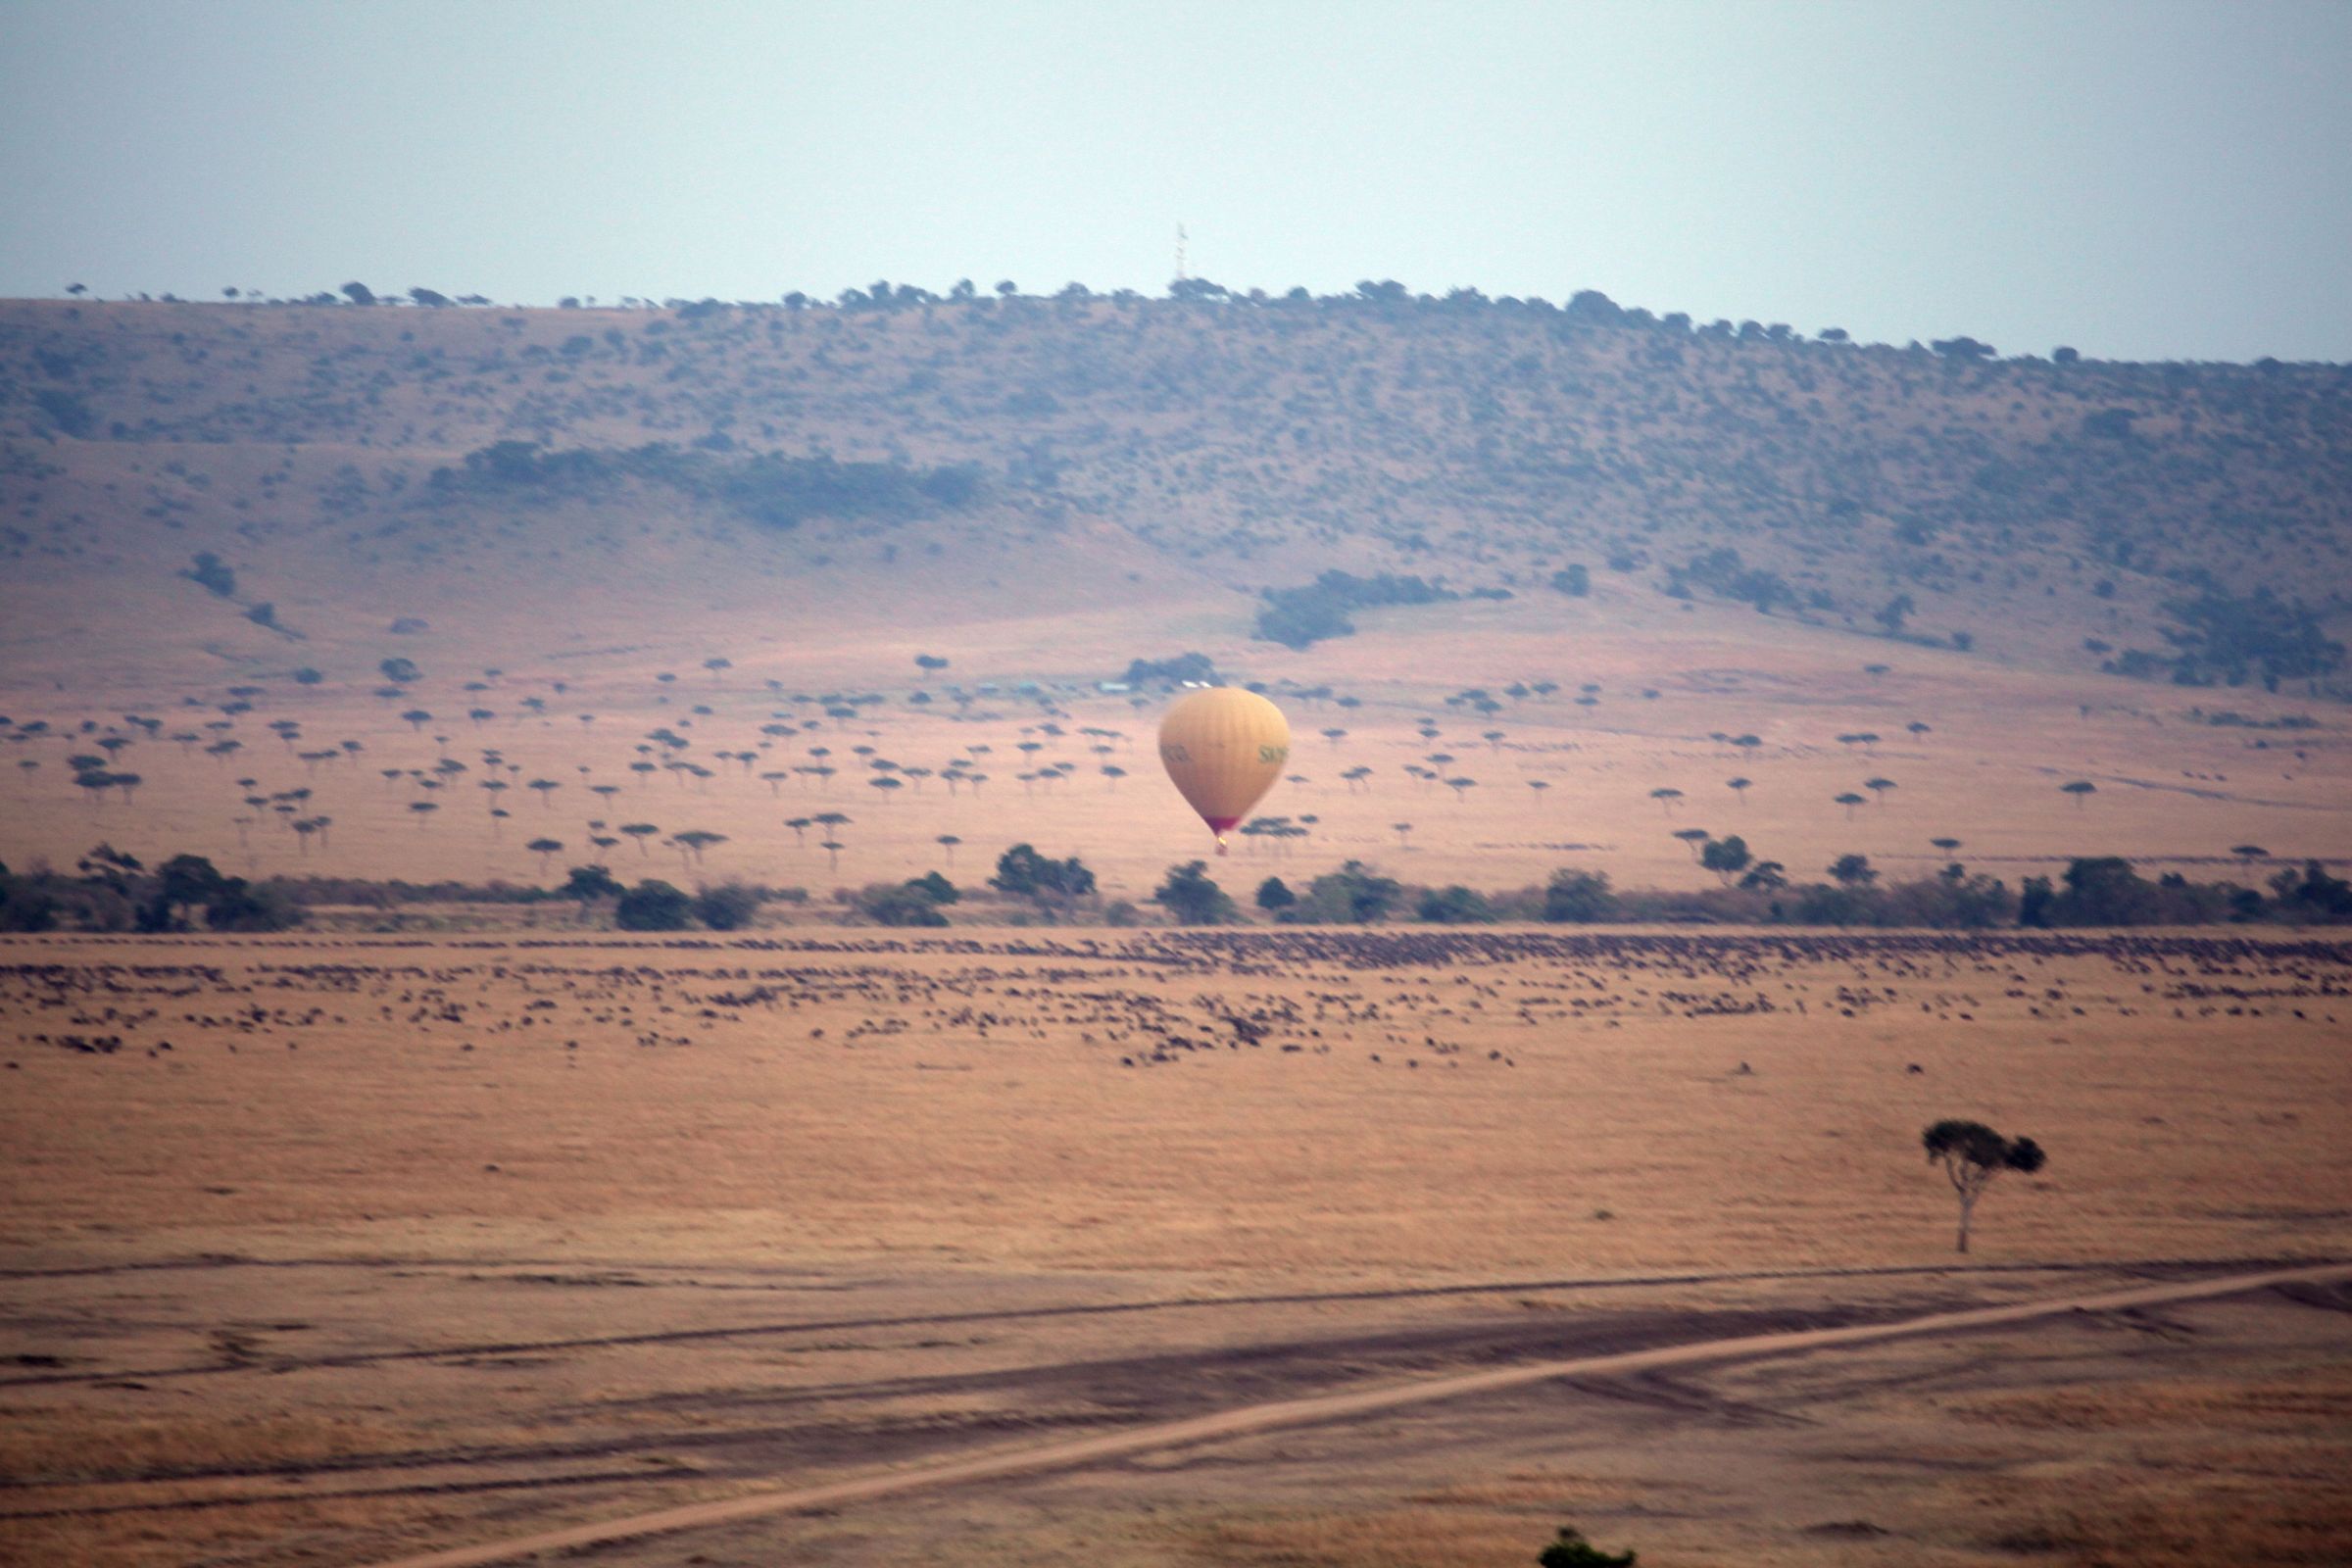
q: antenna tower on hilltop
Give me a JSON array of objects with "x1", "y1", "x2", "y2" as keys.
[{"x1": 1174, "y1": 223, "x2": 1188, "y2": 283}]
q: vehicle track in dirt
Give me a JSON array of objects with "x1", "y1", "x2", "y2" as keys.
[
  {"x1": 0, "y1": 1299, "x2": 1886, "y2": 1497},
  {"x1": 0, "y1": 1253, "x2": 2311, "y2": 1392},
  {"x1": 308, "y1": 1260, "x2": 2351, "y2": 1568}
]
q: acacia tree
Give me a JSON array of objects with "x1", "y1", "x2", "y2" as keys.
[
  {"x1": 673, "y1": 829, "x2": 726, "y2": 865},
  {"x1": 1923, "y1": 1119, "x2": 2045, "y2": 1253},
  {"x1": 1699, "y1": 835, "x2": 1751, "y2": 886}
]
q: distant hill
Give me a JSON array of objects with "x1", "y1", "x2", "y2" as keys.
[{"x1": 1, "y1": 288, "x2": 2345, "y2": 694}]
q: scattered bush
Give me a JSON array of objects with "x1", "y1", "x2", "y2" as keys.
[
  {"x1": 1414, "y1": 884, "x2": 1494, "y2": 923},
  {"x1": 184, "y1": 552, "x2": 237, "y2": 598},
  {"x1": 1120, "y1": 652, "x2": 1219, "y2": 687},
  {"x1": 1153, "y1": 860, "x2": 1238, "y2": 924},
  {"x1": 855, "y1": 873, "x2": 958, "y2": 926},
  {"x1": 1542, "y1": 868, "x2": 1618, "y2": 922},
  {"x1": 691, "y1": 882, "x2": 764, "y2": 930},
  {"x1": 613, "y1": 879, "x2": 693, "y2": 931},
  {"x1": 991, "y1": 843, "x2": 1096, "y2": 904},
  {"x1": 33, "y1": 387, "x2": 96, "y2": 438},
  {"x1": 1255, "y1": 571, "x2": 1456, "y2": 650},
  {"x1": 1279, "y1": 860, "x2": 1401, "y2": 922},
  {"x1": 1538, "y1": 1525, "x2": 1637, "y2": 1567}
]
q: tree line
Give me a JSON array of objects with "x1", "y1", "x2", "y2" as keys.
[{"x1": 7, "y1": 846, "x2": 2345, "y2": 935}]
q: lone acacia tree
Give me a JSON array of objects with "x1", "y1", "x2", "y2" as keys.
[{"x1": 1923, "y1": 1119, "x2": 2045, "y2": 1253}]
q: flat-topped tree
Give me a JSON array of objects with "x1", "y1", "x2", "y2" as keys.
[
  {"x1": 671, "y1": 830, "x2": 725, "y2": 865},
  {"x1": 1923, "y1": 1119, "x2": 2045, "y2": 1253}
]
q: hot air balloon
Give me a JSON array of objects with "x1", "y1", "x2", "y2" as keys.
[{"x1": 1157, "y1": 687, "x2": 1290, "y2": 854}]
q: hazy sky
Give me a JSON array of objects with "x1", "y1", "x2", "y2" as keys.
[{"x1": 4, "y1": 0, "x2": 2348, "y2": 363}]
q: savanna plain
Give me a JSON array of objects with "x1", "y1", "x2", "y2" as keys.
[
  {"x1": 4, "y1": 924, "x2": 2350, "y2": 1567},
  {"x1": 3, "y1": 293, "x2": 2350, "y2": 1565}
]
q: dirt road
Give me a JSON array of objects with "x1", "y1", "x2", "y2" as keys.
[{"x1": 368, "y1": 1259, "x2": 2352, "y2": 1568}]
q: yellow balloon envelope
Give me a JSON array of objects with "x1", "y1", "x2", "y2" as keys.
[{"x1": 1157, "y1": 688, "x2": 1291, "y2": 852}]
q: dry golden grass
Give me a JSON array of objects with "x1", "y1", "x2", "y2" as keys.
[
  {"x1": 3, "y1": 934, "x2": 2346, "y2": 1280},
  {"x1": 0, "y1": 1410, "x2": 412, "y2": 1486},
  {"x1": 1912, "y1": 1362, "x2": 2352, "y2": 1566},
  {"x1": 1949, "y1": 1362, "x2": 2352, "y2": 1434},
  {"x1": 0, "y1": 929, "x2": 2343, "y2": 1563}
]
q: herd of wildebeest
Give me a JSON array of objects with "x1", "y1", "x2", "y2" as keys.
[{"x1": 5, "y1": 929, "x2": 2344, "y2": 1076}]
